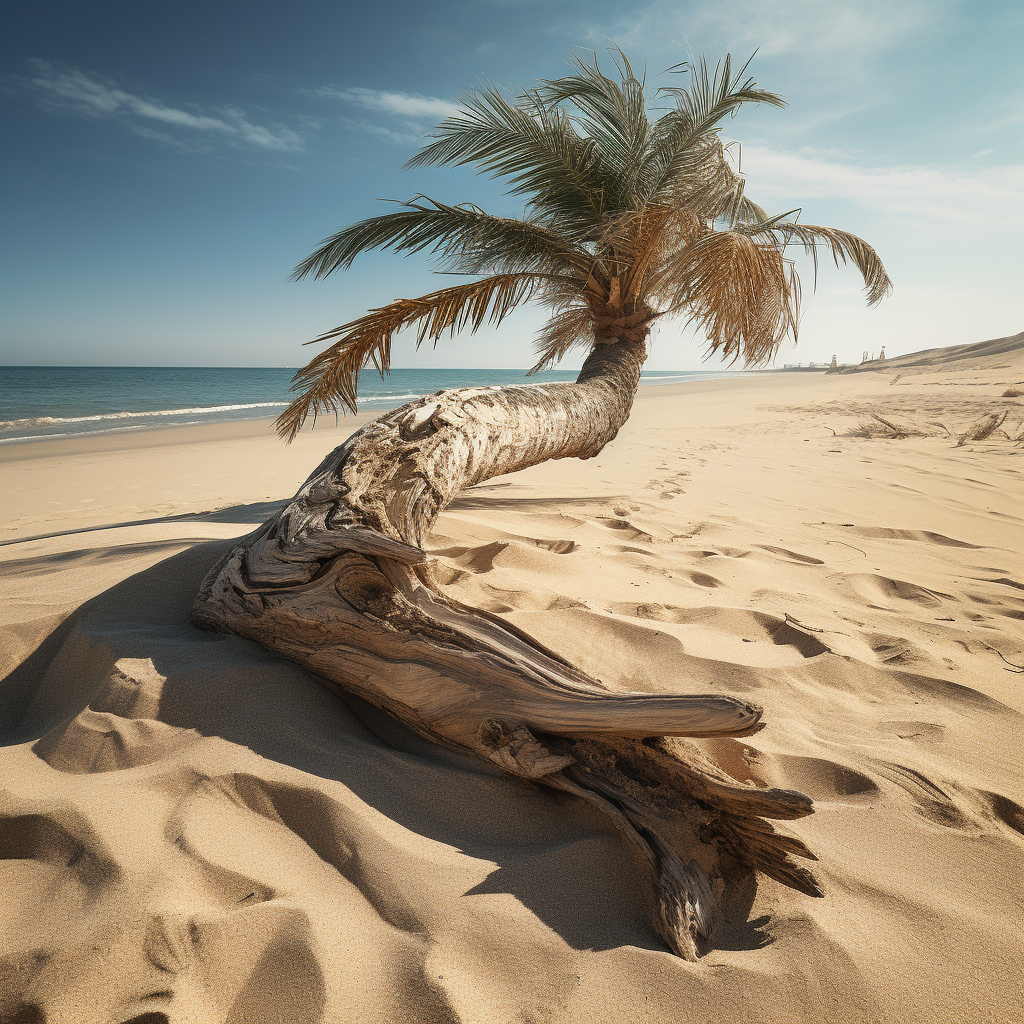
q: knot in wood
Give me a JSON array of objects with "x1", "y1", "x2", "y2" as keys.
[
  {"x1": 398, "y1": 401, "x2": 440, "y2": 441},
  {"x1": 477, "y1": 719, "x2": 574, "y2": 779}
]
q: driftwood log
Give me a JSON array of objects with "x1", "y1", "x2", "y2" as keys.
[{"x1": 192, "y1": 337, "x2": 821, "y2": 959}]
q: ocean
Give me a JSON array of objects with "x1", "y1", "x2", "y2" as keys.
[{"x1": 0, "y1": 366, "x2": 746, "y2": 444}]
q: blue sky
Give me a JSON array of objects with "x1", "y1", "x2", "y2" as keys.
[{"x1": 1, "y1": 0, "x2": 1021, "y2": 371}]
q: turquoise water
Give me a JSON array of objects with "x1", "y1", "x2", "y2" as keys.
[{"x1": 0, "y1": 366, "x2": 744, "y2": 443}]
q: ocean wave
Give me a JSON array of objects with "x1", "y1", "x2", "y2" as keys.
[
  {"x1": 0, "y1": 401, "x2": 291, "y2": 431},
  {"x1": 356, "y1": 392, "x2": 425, "y2": 405},
  {"x1": 0, "y1": 425, "x2": 150, "y2": 444},
  {"x1": 638, "y1": 372, "x2": 755, "y2": 385}
]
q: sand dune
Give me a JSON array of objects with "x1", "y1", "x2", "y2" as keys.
[
  {"x1": 1, "y1": 341, "x2": 1022, "y2": 1022},
  {"x1": 831, "y1": 329, "x2": 1023, "y2": 377}
]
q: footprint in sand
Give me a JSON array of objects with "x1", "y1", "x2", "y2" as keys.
[
  {"x1": 840, "y1": 526, "x2": 982, "y2": 548},
  {"x1": 845, "y1": 574, "x2": 953, "y2": 611},
  {"x1": 33, "y1": 709, "x2": 202, "y2": 774},
  {"x1": 753, "y1": 545, "x2": 825, "y2": 565},
  {"x1": 983, "y1": 792, "x2": 1024, "y2": 837},
  {"x1": 871, "y1": 761, "x2": 975, "y2": 830},
  {"x1": 433, "y1": 536, "x2": 579, "y2": 573},
  {"x1": 772, "y1": 755, "x2": 880, "y2": 802},
  {"x1": 878, "y1": 720, "x2": 946, "y2": 744},
  {"x1": 621, "y1": 604, "x2": 831, "y2": 659},
  {"x1": 864, "y1": 632, "x2": 927, "y2": 665}
]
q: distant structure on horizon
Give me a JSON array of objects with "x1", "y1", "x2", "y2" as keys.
[
  {"x1": 879, "y1": 346, "x2": 886, "y2": 360},
  {"x1": 830, "y1": 354, "x2": 837, "y2": 369}
]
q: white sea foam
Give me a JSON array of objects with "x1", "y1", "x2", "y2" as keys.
[
  {"x1": 0, "y1": 401, "x2": 289, "y2": 431},
  {"x1": 356, "y1": 392, "x2": 424, "y2": 405},
  {"x1": 0, "y1": 425, "x2": 150, "y2": 444}
]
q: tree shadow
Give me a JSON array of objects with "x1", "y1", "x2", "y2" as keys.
[
  {"x1": 0, "y1": 541, "x2": 770, "y2": 959},
  {"x1": 0, "y1": 501, "x2": 289, "y2": 549},
  {"x1": 447, "y1": 493, "x2": 616, "y2": 511}
]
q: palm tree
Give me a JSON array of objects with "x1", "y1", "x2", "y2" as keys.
[
  {"x1": 276, "y1": 51, "x2": 888, "y2": 438},
  {"x1": 194, "y1": 52, "x2": 890, "y2": 960}
]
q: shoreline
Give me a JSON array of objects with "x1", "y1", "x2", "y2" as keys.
[
  {"x1": 0, "y1": 370, "x2": 780, "y2": 462},
  {"x1": 0, "y1": 367, "x2": 765, "y2": 448}
]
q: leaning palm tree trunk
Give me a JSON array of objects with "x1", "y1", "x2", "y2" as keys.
[{"x1": 192, "y1": 334, "x2": 821, "y2": 959}]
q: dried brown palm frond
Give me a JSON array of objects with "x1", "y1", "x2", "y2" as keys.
[
  {"x1": 650, "y1": 230, "x2": 800, "y2": 365},
  {"x1": 595, "y1": 205, "x2": 705, "y2": 301},
  {"x1": 276, "y1": 274, "x2": 545, "y2": 440},
  {"x1": 847, "y1": 412, "x2": 930, "y2": 439},
  {"x1": 741, "y1": 219, "x2": 892, "y2": 307},
  {"x1": 955, "y1": 411, "x2": 1008, "y2": 447},
  {"x1": 529, "y1": 303, "x2": 596, "y2": 373}
]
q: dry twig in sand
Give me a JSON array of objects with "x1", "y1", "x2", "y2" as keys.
[
  {"x1": 847, "y1": 412, "x2": 930, "y2": 439},
  {"x1": 955, "y1": 411, "x2": 1007, "y2": 446}
]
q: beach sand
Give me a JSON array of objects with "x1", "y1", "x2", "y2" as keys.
[{"x1": 1, "y1": 337, "x2": 1022, "y2": 1023}]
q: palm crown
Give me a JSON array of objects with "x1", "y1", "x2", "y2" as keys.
[{"x1": 278, "y1": 51, "x2": 891, "y2": 439}]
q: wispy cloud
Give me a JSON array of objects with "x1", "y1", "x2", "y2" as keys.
[
  {"x1": 315, "y1": 85, "x2": 459, "y2": 146},
  {"x1": 685, "y1": 0, "x2": 935, "y2": 61},
  {"x1": 339, "y1": 117, "x2": 423, "y2": 147},
  {"x1": 586, "y1": 0, "x2": 936, "y2": 60},
  {"x1": 21, "y1": 61, "x2": 302, "y2": 151},
  {"x1": 740, "y1": 145, "x2": 1024, "y2": 230},
  {"x1": 579, "y1": 0, "x2": 942, "y2": 87},
  {"x1": 323, "y1": 86, "x2": 459, "y2": 121}
]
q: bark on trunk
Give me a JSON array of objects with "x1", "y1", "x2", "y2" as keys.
[{"x1": 192, "y1": 336, "x2": 821, "y2": 959}]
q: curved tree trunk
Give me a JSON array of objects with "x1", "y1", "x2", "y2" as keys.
[{"x1": 192, "y1": 336, "x2": 821, "y2": 959}]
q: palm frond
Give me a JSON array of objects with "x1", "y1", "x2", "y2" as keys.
[
  {"x1": 740, "y1": 220, "x2": 892, "y2": 306},
  {"x1": 536, "y1": 49, "x2": 651, "y2": 208},
  {"x1": 407, "y1": 87, "x2": 606, "y2": 234},
  {"x1": 651, "y1": 230, "x2": 800, "y2": 365},
  {"x1": 277, "y1": 275, "x2": 542, "y2": 440},
  {"x1": 284, "y1": 47, "x2": 891, "y2": 428},
  {"x1": 291, "y1": 197, "x2": 594, "y2": 281},
  {"x1": 529, "y1": 304, "x2": 595, "y2": 374},
  {"x1": 595, "y1": 205, "x2": 704, "y2": 301},
  {"x1": 734, "y1": 193, "x2": 770, "y2": 225},
  {"x1": 639, "y1": 54, "x2": 785, "y2": 207}
]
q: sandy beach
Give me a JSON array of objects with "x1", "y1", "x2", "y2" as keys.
[{"x1": 1, "y1": 338, "x2": 1021, "y2": 1022}]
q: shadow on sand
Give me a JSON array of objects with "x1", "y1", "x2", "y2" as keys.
[{"x1": 0, "y1": 539, "x2": 769, "y2": 959}]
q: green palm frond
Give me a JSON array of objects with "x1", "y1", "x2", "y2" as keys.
[
  {"x1": 407, "y1": 87, "x2": 606, "y2": 234},
  {"x1": 640, "y1": 55, "x2": 785, "y2": 207},
  {"x1": 291, "y1": 197, "x2": 595, "y2": 281},
  {"x1": 536, "y1": 49, "x2": 651, "y2": 209},
  {"x1": 276, "y1": 274, "x2": 544, "y2": 439}
]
